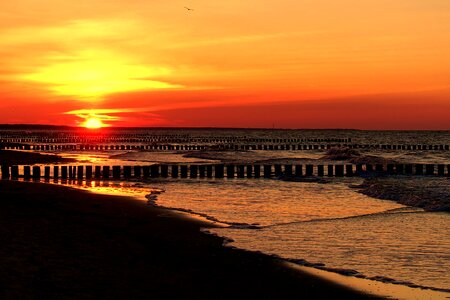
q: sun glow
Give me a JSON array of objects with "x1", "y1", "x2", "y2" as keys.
[
  {"x1": 21, "y1": 50, "x2": 181, "y2": 100},
  {"x1": 83, "y1": 117, "x2": 105, "y2": 129}
]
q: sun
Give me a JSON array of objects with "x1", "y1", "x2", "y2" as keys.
[{"x1": 83, "y1": 117, "x2": 105, "y2": 129}]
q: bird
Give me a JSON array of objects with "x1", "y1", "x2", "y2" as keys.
[{"x1": 184, "y1": 6, "x2": 194, "y2": 11}]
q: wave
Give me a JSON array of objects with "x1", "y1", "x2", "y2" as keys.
[{"x1": 284, "y1": 257, "x2": 450, "y2": 294}]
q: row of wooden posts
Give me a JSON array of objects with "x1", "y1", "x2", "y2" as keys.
[
  {"x1": 1, "y1": 163, "x2": 449, "y2": 180},
  {"x1": 0, "y1": 137, "x2": 353, "y2": 144},
  {"x1": 1, "y1": 143, "x2": 449, "y2": 152}
]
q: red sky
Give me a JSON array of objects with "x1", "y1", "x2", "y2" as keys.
[{"x1": 0, "y1": 0, "x2": 449, "y2": 129}]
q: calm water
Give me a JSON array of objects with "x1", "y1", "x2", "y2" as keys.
[{"x1": 8, "y1": 129, "x2": 449, "y2": 292}]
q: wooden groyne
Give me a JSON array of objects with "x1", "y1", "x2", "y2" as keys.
[
  {"x1": 1, "y1": 163, "x2": 449, "y2": 180},
  {"x1": 1, "y1": 143, "x2": 449, "y2": 152}
]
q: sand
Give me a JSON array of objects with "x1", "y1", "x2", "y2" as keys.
[{"x1": 0, "y1": 180, "x2": 381, "y2": 299}]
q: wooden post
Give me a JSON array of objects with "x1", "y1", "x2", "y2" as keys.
[
  {"x1": 305, "y1": 165, "x2": 313, "y2": 176},
  {"x1": 33, "y1": 166, "x2": 41, "y2": 180},
  {"x1": 246, "y1": 165, "x2": 253, "y2": 178},
  {"x1": 103, "y1": 166, "x2": 110, "y2": 179},
  {"x1": 387, "y1": 164, "x2": 394, "y2": 174},
  {"x1": 327, "y1": 165, "x2": 334, "y2": 177},
  {"x1": 1, "y1": 165, "x2": 10, "y2": 179},
  {"x1": 295, "y1": 165, "x2": 303, "y2": 177},
  {"x1": 425, "y1": 164, "x2": 434, "y2": 176},
  {"x1": 237, "y1": 165, "x2": 245, "y2": 178},
  {"x1": 345, "y1": 165, "x2": 353, "y2": 176},
  {"x1": 437, "y1": 164, "x2": 445, "y2": 176},
  {"x1": 86, "y1": 166, "x2": 93, "y2": 179},
  {"x1": 405, "y1": 164, "x2": 413, "y2": 174},
  {"x1": 151, "y1": 165, "x2": 160, "y2": 177},
  {"x1": 134, "y1": 166, "x2": 142, "y2": 178},
  {"x1": 207, "y1": 165, "x2": 213, "y2": 178},
  {"x1": 285, "y1": 165, "x2": 293, "y2": 177},
  {"x1": 61, "y1": 166, "x2": 68, "y2": 179},
  {"x1": 317, "y1": 165, "x2": 324, "y2": 177},
  {"x1": 77, "y1": 166, "x2": 84, "y2": 180},
  {"x1": 356, "y1": 164, "x2": 363, "y2": 175},
  {"x1": 254, "y1": 165, "x2": 261, "y2": 178},
  {"x1": 69, "y1": 166, "x2": 73, "y2": 179},
  {"x1": 198, "y1": 165, "x2": 205, "y2": 178},
  {"x1": 45, "y1": 166, "x2": 51, "y2": 179},
  {"x1": 190, "y1": 165, "x2": 198, "y2": 178},
  {"x1": 52, "y1": 166, "x2": 59, "y2": 179},
  {"x1": 335, "y1": 165, "x2": 344, "y2": 177},
  {"x1": 226, "y1": 165, "x2": 235, "y2": 178},
  {"x1": 95, "y1": 166, "x2": 101, "y2": 179},
  {"x1": 143, "y1": 166, "x2": 151, "y2": 178},
  {"x1": 180, "y1": 165, "x2": 188, "y2": 178},
  {"x1": 415, "y1": 164, "x2": 423, "y2": 175},
  {"x1": 264, "y1": 165, "x2": 272, "y2": 178},
  {"x1": 274, "y1": 164, "x2": 282, "y2": 176},
  {"x1": 375, "y1": 164, "x2": 383, "y2": 173},
  {"x1": 215, "y1": 165, "x2": 224, "y2": 178},
  {"x1": 161, "y1": 165, "x2": 168, "y2": 177},
  {"x1": 124, "y1": 166, "x2": 132, "y2": 178},
  {"x1": 113, "y1": 166, "x2": 121, "y2": 179},
  {"x1": 171, "y1": 165, "x2": 179, "y2": 178}
]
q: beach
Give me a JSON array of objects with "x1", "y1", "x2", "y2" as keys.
[
  {"x1": 0, "y1": 180, "x2": 379, "y2": 299},
  {"x1": 1, "y1": 129, "x2": 449, "y2": 299}
]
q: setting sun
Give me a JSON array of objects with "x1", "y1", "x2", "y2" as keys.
[{"x1": 83, "y1": 117, "x2": 104, "y2": 129}]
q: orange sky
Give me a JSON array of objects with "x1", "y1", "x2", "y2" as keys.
[{"x1": 0, "y1": 0, "x2": 449, "y2": 129}]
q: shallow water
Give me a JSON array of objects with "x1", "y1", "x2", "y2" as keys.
[
  {"x1": 212, "y1": 211, "x2": 450, "y2": 290},
  {"x1": 149, "y1": 178, "x2": 449, "y2": 291}
]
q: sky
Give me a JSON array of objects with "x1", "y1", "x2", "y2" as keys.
[{"x1": 0, "y1": 0, "x2": 449, "y2": 129}]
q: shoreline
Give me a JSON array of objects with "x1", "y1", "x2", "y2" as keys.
[{"x1": 0, "y1": 180, "x2": 379, "y2": 299}]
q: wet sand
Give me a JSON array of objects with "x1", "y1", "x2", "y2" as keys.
[{"x1": 0, "y1": 180, "x2": 380, "y2": 299}]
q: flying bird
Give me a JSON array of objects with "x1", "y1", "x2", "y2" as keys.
[{"x1": 184, "y1": 6, "x2": 194, "y2": 11}]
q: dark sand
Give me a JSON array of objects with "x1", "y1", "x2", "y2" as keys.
[
  {"x1": 0, "y1": 150, "x2": 74, "y2": 166},
  {"x1": 0, "y1": 180, "x2": 381, "y2": 299}
]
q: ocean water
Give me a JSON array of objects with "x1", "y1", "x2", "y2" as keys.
[{"x1": 5, "y1": 129, "x2": 449, "y2": 292}]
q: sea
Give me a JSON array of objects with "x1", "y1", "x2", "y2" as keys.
[{"x1": 4, "y1": 129, "x2": 450, "y2": 294}]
